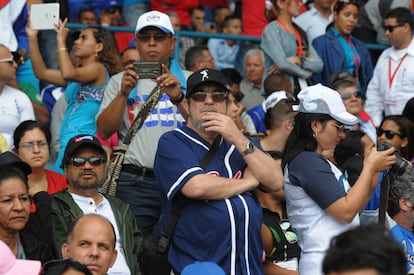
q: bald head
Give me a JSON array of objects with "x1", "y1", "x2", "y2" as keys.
[{"x1": 62, "y1": 214, "x2": 117, "y2": 275}]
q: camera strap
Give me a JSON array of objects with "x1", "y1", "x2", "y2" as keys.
[
  {"x1": 378, "y1": 173, "x2": 390, "y2": 224},
  {"x1": 102, "y1": 84, "x2": 163, "y2": 196}
]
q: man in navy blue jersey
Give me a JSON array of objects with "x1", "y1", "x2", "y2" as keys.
[{"x1": 154, "y1": 68, "x2": 284, "y2": 274}]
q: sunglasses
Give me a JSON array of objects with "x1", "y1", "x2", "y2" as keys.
[
  {"x1": 383, "y1": 23, "x2": 405, "y2": 33},
  {"x1": 68, "y1": 156, "x2": 106, "y2": 167},
  {"x1": 0, "y1": 55, "x2": 14, "y2": 64},
  {"x1": 377, "y1": 128, "x2": 402, "y2": 139},
  {"x1": 331, "y1": 122, "x2": 345, "y2": 133},
  {"x1": 340, "y1": 91, "x2": 362, "y2": 100},
  {"x1": 136, "y1": 33, "x2": 171, "y2": 42},
  {"x1": 190, "y1": 91, "x2": 228, "y2": 102}
]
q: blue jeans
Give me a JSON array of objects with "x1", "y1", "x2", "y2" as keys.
[{"x1": 116, "y1": 170, "x2": 162, "y2": 236}]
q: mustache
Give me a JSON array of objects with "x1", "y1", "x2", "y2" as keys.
[
  {"x1": 200, "y1": 107, "x2": 218, "y2": 112},
  {"x1": 80, "y1": 170, "x2": 97, "y2": 177}
]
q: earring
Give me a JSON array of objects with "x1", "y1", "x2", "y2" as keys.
[
  {"x1": 313, "y1": 132, "x2": 317, "y2": 138},
  {"x1": 95, "y1": 52, "x2": 98, "y2": 57}
]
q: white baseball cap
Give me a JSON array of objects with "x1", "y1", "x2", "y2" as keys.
[
  {"x1": 298, "y1": 84, "x2": 358, "y2": 125},
  {"x1": 262, "y1": 91, "x2": 298, "y2": 111},
  {"x1": 135, "y1": 10, "x2": 174, "y2": 35}
]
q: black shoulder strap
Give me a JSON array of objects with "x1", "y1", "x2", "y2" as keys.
[
  {"x1": 200, "y1": 135, "x2": 222, "y2": 169},
  {"x1": 378, "y1": 173, "x2": 390, "y2": 224},
  {"x1": 157, "y1": 135, "x2": 222, "y2": 253}
]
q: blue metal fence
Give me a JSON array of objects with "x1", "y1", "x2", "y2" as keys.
[{"x1": 67, "y1": 23, "x2": 389, "y2": 61}]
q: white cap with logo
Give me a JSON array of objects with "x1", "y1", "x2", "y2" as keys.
[
  {"x1": 298, "y1": 84, "x2": 358, "y2": 125},
  {"x1": 135, "y1": 10, "x2": 174, "y2": 35}
]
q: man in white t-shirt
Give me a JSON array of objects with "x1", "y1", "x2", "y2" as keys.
[{"x1": 0, "y1": 44, "x2": 34, "y2": 149}]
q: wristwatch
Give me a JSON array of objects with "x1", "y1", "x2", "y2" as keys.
[
  {"x1": 242, "y1": 141, "x2": 255, "y2": 156},
  {"x1": 170, "y1": 92, "x2": 184, "y2": 105}
]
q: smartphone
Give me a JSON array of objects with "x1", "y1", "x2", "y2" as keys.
[
  {"x1": 132, "y1": 62, "x2": 162, "y2": 79},
  {"x1": 30, "y1": 3, "x2": 60, "y2": 30}
]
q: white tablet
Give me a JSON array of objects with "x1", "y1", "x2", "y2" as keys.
[{"x1": 30, "y1": 3, "x2": 60, "y2": 30}]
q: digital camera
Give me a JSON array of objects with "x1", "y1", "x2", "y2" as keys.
[
  {"x1": 377, "y1": 141, "x2": 409, "y2": 176},
  {"x1": 132, "y1": 62, "x2": 162, "y2": 79}
]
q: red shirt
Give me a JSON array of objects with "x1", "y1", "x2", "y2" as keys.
[
  {"x1": 30, "y1": 169, "x2": 67, "y2": 212},
  {"x1": 241, "y1": 0, "x2": 268, "y2": 36},
  {"x1": 151, "y1": 0, "x2": 199, "y2": 27}
]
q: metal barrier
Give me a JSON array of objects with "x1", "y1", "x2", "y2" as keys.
[{"x1": 66, "y1": 23, "x2": 389, "y2": 62}]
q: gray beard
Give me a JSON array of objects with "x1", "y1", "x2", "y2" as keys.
[{"x1": 190, "y1": 117, "x2": 206, "y2": 132}]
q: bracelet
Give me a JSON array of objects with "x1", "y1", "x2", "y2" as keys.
[
  {"x1": 57, "y1": 47, "x2": 68, "y2": 54},
  {"x1": 170, "y1": 91, "x2": 184, "y2": 105}
]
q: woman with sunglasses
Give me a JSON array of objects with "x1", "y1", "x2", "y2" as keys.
[
  {"x1": 312, "y1": 0, "x2": 373, "y2": 98},
  {"x1": 377, "y1": 115, "x2": 414, "y2": 162},
  {"x1": 283, "y1": 84, "x2": 395, "y2": 275},
  {"x1": 27, "y1": 18, "x2": 122, "y2": 174},
  {"x1": 261, "y1": 0, "x2": 323, "y2": 96},
  {"x1": 13, "y1": 120, "x2": 67, "y2": 213},
  {"x1": 361, "y1": 115, "x2": 414, "y2": 224}
]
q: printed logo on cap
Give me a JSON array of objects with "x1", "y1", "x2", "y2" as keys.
[
  {"x1": 301, "y1": 98, "x2": 319, "y2": 112},
  {"x1": 74, "y1": 135, "x2": 94, "y2": 143},
  {"x1": 146, "y1": 13, "x2": 161, "y2": 23},
  {"x1": 200, "y1": 69, "x2": 208, "y2": 81}
]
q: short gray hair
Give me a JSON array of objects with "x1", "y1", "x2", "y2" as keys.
[
  {"x1": 244, "y1": 49, "x2": 264, "y2": 66},
  {"x1": 388, "y1": 169, "x2": 414, "y2": 217}
]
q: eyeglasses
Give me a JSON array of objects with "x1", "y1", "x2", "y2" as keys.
[
  {"x1": 331, "y1": 122, "x2": 345, "y2": 133},
  {"x1": 68, "y1": 156, "x2": 106, "y2": 167},
  {"x1": 190, "y1": 91, "x2": 228, "y2": 102},
  {"x1": 19, "y1": 141, "x2": 48, "y2": 150},
  {"x1": 340, "y1": 91, "x2": 362, "y2": 100},
  {"x1": 0, "y1": 55, "x2": 14, "y2": 64},
  {"x1": 136, "y1": 33, "x2": 171, "y2": 42},
  {"x1": 383, "y1": 23, "x2": 405, "y2": 33},
  {"x1": 377, "y1": 128, "x2": 402, "y2": 139},
  {"x1": 279, "y1": 220, "x2": 298, "y2": 244}
]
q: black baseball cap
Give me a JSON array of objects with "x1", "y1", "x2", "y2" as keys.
[
  {"x1": 186, "y1": 69, "x2": 230, "y2": 99},
  {"x1": 61, "y1": 135, "x2": 106, "y2": 167},
  {"x1": 0, "y1": 151, "x2": 32, "y2": 175}
]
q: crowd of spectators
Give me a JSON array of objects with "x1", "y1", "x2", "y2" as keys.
[{"x1": 1, "y1": 0, "x2": 414, "y2": 274}]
